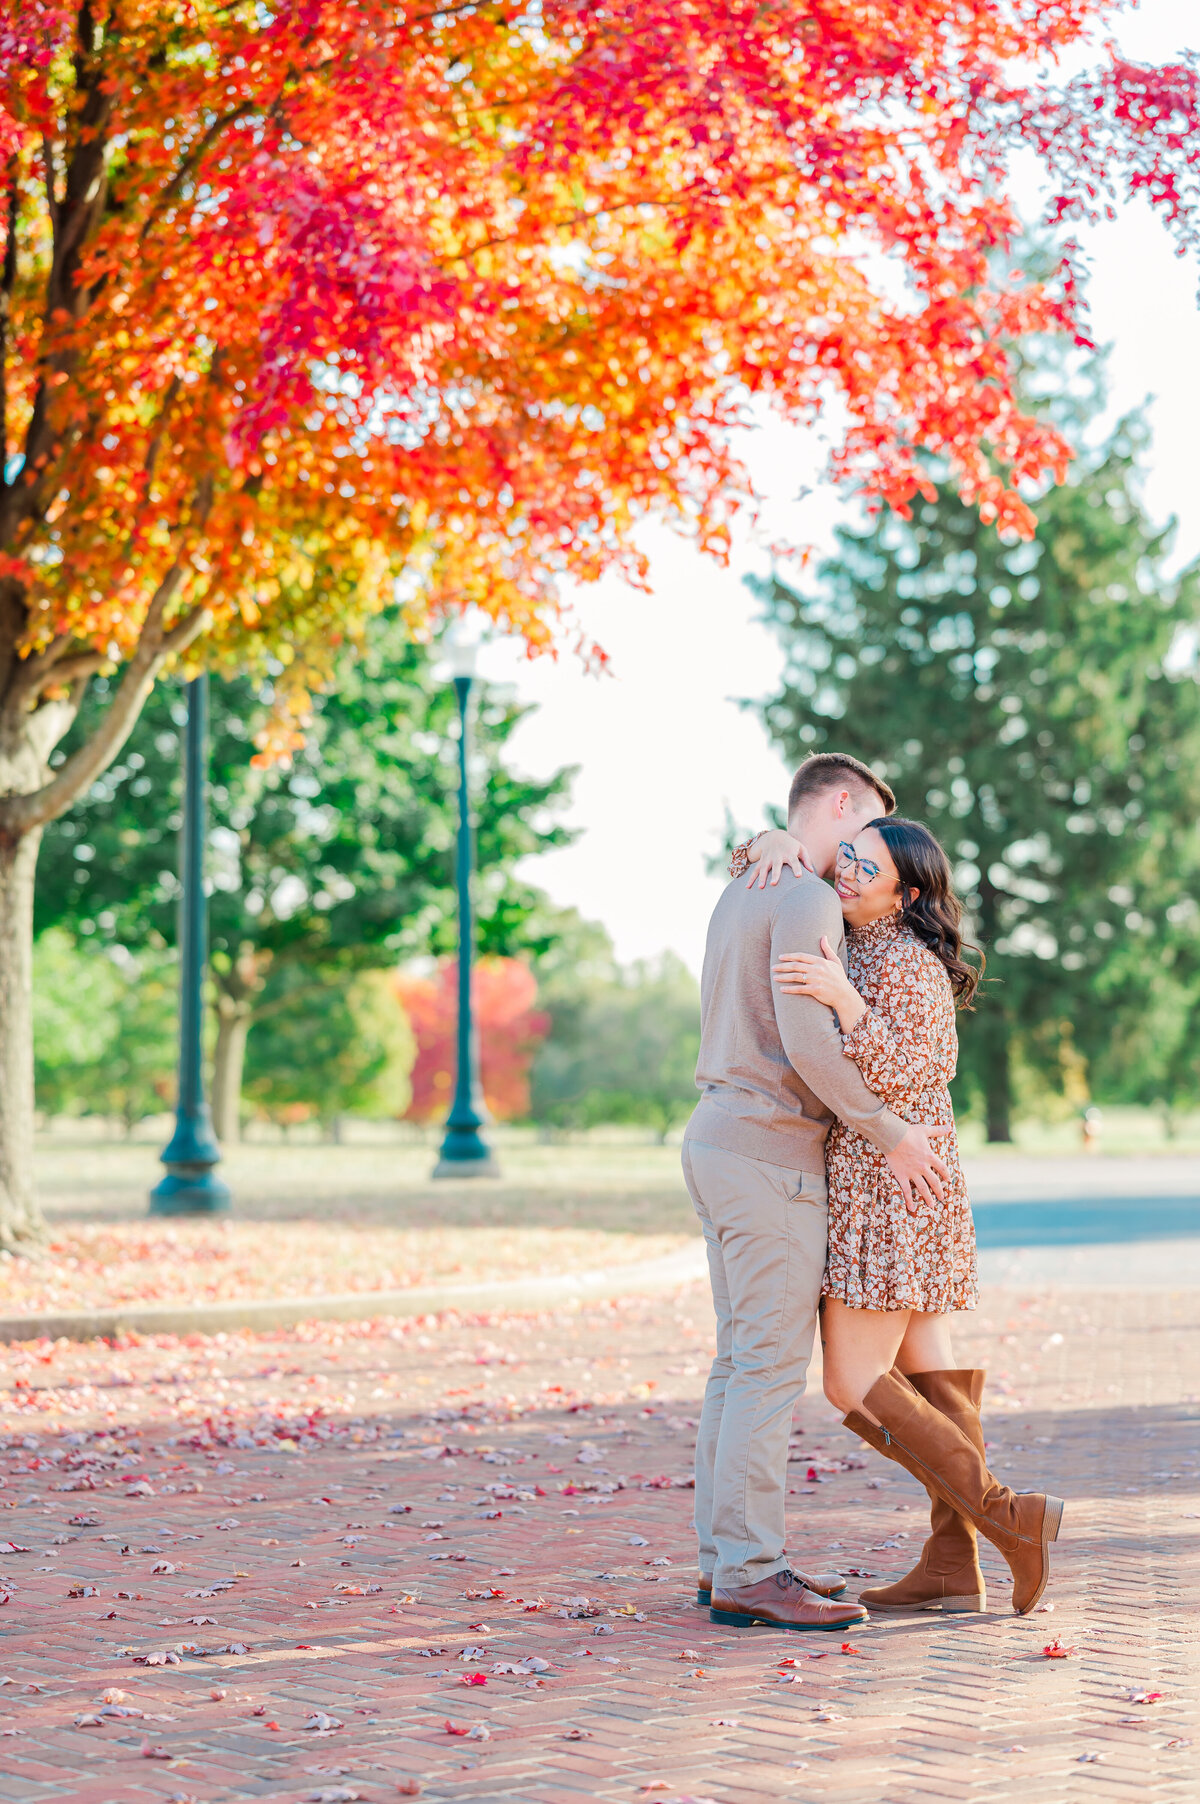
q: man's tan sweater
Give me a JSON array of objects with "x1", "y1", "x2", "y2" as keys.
[{"x1": 685, "y1": 866, "x2": 906, "y2": 1173}]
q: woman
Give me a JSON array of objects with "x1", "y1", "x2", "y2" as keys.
[{"x1": 733, "y1": 817, "x2": 1063, "y2": 1616}]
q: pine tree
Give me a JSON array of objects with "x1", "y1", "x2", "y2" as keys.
[{"x1": 752, "y1": 392, "x2": 1200, "y2": 1140}]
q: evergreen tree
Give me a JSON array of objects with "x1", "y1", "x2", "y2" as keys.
[
  {"x1": 36, "y1": 613, "x2": 575, "y2": 1138},
  {"x1": 752, "y1": 393, "x2": 1200, "y2": 1139}
]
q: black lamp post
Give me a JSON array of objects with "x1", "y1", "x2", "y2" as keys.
[
  {"x1": 433, "y1": 632, "x2": 499, "y2": 1179},
  {"x1": 150, "y1": 674, "x2": 231, "y2": 1214}
]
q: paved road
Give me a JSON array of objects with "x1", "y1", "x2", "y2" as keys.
[
  {"x1": 961, "y1": 1155, "x2": 1200, "y2": 1286},
  {"x1": 0, "y1": 1278, "x2": 1195, "y2": 1803}
]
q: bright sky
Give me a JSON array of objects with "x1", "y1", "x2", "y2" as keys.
[{"x1": 493, "y1": 0, "x2": 1200, "y2": 976}]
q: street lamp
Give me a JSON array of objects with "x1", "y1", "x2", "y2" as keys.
[
  {"x1": 433, "y1": 625, "x2": 499, "y2": 1179},
  {"x1": 150, "y1": 674, "x2": 231, "y2": 1215}
]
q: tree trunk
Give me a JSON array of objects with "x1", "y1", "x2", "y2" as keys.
[
  {"x1": 0, "y1": 566, "x2": 211, "y2": 1242},
  {"x1": 0, "y1": 827, "x2": 46, "y2": 1249},
  {"x1": 212, "y1": 994, "x2": 253, "y2": 1145}
]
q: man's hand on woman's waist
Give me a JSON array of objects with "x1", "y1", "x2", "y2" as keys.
[{"x1": 886, "y1": 1124, "x2": 953, "y2": 1213}]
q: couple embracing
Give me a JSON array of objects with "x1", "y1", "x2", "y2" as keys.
[{"x1": 682, "y1": 752, "x2": 1064, "y2": 1632}]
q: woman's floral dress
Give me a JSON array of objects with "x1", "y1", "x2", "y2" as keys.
[
  {"x1": 726, "y1": 839, "x2": 977, "y2": 1312},
  {"x1": 824, "y1": 912, "x2": 977, "y2": 1313}
]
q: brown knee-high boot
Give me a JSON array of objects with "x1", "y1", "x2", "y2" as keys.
[
  {"x1": 845, "y1": 1369, "x2": 1063, "y2": 1616},
  {"x1": 859, "y1": 1370, "x2": 986, "y2": 1614}
]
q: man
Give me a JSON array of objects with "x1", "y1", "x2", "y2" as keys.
[{"x1": 682, "y1": 752, "x2": 951, "y2": 1631}]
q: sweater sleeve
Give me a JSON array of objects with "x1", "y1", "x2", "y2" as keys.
[
  {"x1": 841, "y1": 948, "x2": 953, "y2": 1102},
  {"x1": 769, "y1": 883, "x2": 907, "y2": 1155}
]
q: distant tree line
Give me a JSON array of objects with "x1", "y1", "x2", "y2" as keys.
[{"x1": 34, "y1": 613, "x2": 577, "y2": 1137}]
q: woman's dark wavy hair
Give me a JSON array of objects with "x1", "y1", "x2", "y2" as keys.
[{"x1": 865, "y1": 816, "x2": 985, "y2": 1010}]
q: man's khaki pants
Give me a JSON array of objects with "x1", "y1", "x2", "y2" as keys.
[{"x1": 682, "y1": 1139, "x2": 828, "y2": 1590}]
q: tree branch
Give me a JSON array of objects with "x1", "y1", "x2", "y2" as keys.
[
  {"x1": 0, "y1": 157, "x2": 17, "y2": 486},
  {"x1": 40, "y1": 136, "x2": 61, "y2": 238},
  {"x1": 1, "y1": 628, "x2": 101, "y2": 722},
  {"x1": 0, "y1": 578, "x2": 210, "y2": 835},
  {"x1": 141, "y1": 101, "x2": 258, "y2": 240},
  {"x1": 31, "y1": 649, "x2": 109, "y2": 691}
]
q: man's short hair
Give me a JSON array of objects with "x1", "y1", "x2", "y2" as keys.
[{"x1": 787, "y1": 752, "x2": 896, "y2": 819}]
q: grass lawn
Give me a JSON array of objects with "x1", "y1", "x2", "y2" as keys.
[
  {"x1": 6, "y1": 1134, "x2": 698, "y2": 1317},
  {"x1": 1, "y1": 1108, "x2": 1189, "y2": 1319}
]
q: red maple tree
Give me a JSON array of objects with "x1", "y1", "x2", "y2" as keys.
[
  {"x1": 0, "y1": 2, "x2": 1196, "y2": 1241},
  {"x1": 395, "y1": 959, "x2": 550, "y2": 1126}
]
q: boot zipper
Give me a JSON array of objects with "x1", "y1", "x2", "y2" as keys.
[{"x1": 876, "y1": 1426, "x2": 1030, "y2": 1547}]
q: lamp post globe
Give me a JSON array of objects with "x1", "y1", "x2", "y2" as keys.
[
  {"x1": 433, "y1": 627, "x2": 499, "y2": 1180},
  {"x1": 150, "y1": 674, "x2": 231, "y2": 1215}
]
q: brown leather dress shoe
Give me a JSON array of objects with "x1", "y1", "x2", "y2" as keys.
[
  {"x1": 697, "y1": 1566, "x2": 847, "y2": 1607},
  {"x1": 710, "y1": 1567, "x2": 868, "y2": 1631}
]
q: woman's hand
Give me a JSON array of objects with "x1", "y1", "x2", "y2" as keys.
[
  {"x1": 744, "y1": 827, "x2": 814, "y2": 889},
  {"x1": 772, "y1": 937, "x2": 868, "y2": 1029}
]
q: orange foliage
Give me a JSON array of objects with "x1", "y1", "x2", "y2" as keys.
[
  {"x1": 1, "y1": 1, "x2": 1198, "y2": 737},
  {"x1": 393, "y1": 959, "x2": 550, "y2": 1125}
]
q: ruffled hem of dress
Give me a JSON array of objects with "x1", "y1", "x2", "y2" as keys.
[{"x1": 821, "y1": 1269, "x2": 979, "y2": 1313}]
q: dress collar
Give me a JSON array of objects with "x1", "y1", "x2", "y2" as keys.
[{"x1": 847, "y1": 911, "x2": 904, "y2": 950}]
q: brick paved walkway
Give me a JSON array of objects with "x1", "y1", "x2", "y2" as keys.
[{"x1": 0, "y1": 1280, "x2": 1196, "y2": 1802}]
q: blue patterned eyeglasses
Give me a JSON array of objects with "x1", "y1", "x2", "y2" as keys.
[{"x1": 836, "y1": 841, "x2": 882, "y2": 884}]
